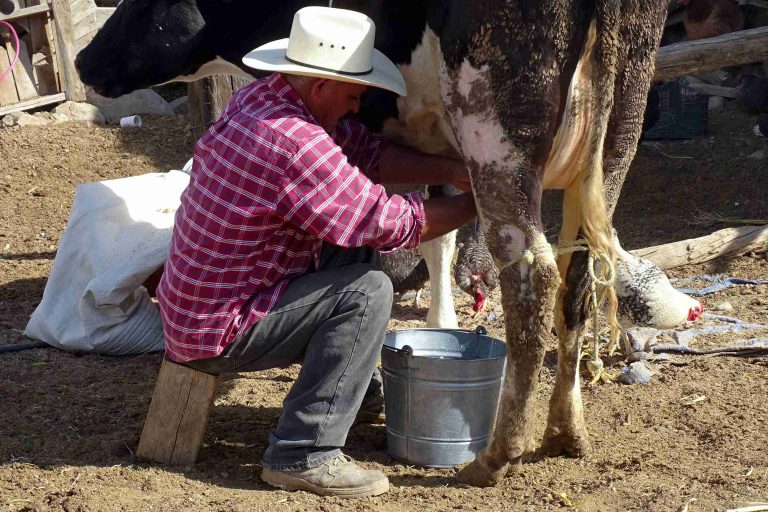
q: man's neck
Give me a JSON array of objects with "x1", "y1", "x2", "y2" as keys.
[{"x1": 282, "y1": 73, "x2": 313, "y2": 106}]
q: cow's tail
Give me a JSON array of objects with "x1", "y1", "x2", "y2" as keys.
[{"x1": 548, "y1": 12, "x2": 620, "y2": 342}]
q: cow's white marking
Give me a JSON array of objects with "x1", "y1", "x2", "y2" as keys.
[
  {"x1": 497, "y1": 225, "x2": 526, "y2": 267},
  {"x1": 568, "y1": 356, "x2": 584, "y2": 415},
  {"x1": 163, "y1": 57, "x2": 256, "y2": 85},
  {"x1": 457, "y1": 60, "x2": 488, "y2": 101},
  {"x1": 441, "y1": 58, "x2": 523, "y2": 172},
  {"x1": 383, "y1": 28, "x2": 461, "y2": 329},
  {"x1": 455, "y1": 112, "x2": 517, "y2": 169}
]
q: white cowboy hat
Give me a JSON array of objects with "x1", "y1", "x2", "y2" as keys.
[{"x1": 242, "y1": 6, "x2": 407, "y2": 96}]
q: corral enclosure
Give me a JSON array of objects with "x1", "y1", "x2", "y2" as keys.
[
  {"x1": 0, "y1": 96, "x2": 766, "y2": 510},
  {"x1": 2, "y1": 0, "x2": 768, "y2": 509}
]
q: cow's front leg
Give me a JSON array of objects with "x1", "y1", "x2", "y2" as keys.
[
  {"x1": 457, "y1": 216, "x2": 560, "y2": 486},
  {"x1": 419, "y1": 231, "x2": 458, "y2": 328}
]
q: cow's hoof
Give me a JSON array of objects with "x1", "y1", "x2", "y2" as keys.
[
  {"x1": 456, "y1": 460, "x2": 506, "y2": 488},
  {"x1": 504, "y1": 457, "x2": 525, "y2": 477},
  {"x1": 540, "y1": 432, "x2": 590, "y2": 458}
]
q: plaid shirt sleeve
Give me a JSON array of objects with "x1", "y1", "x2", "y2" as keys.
[
  {"x1": 331, "y1": 116, "x2": 389, "y2": 183},
  {"x1": 274, "y1": 131, "x2": 425, "y2": 253}
]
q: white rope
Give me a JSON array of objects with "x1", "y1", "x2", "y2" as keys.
[
  {"x1": 497, "y1": 239, "x2": 592, "y2": 273},
  {"x1": 497, "y1": 239, "x2": 617, "y2": 380}
]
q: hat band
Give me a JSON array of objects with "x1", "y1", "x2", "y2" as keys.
[{"x1": 285, "y1": 53, "x2": 373, "y2": 76}]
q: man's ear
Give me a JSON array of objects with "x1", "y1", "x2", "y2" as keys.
[{"x1": 308, "y1": 78, "x2": 330, "y2": 100}]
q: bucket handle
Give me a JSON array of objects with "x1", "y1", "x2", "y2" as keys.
[
  {"x1": 398, "y1": 344, "x2": 418, "y2": 370},
  {"x1": 474, "y1": 325, "x2": 497, "y2": 359}
]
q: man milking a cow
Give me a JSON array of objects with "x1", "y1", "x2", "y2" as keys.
[{"x1": 157, "y1": 6, "x2": 475, "y2": 498}]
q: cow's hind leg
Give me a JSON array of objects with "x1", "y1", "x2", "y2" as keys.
[
  {"x1": 541, "y1": 187, "x2": 592, "y2": 457},
  {"x1": 542, "y1": 0, "x2": 669, "y2": 457},
  {"x1": 457, "y1": 205, "x2": 560, "y2": 486}
]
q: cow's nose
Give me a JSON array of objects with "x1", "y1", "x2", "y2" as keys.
[{"x1": 74, "y1": 52, "x2": 87, "y2": 76}]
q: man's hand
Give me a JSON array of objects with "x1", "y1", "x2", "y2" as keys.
[{"x1": 379, "y1": 143, "x2": 472, "y2": 190}]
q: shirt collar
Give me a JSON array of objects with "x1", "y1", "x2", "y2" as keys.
[{"x1": 265, "y1": 73, "x2": 316, "y2": 121}]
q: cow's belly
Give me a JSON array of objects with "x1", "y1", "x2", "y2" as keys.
[{"x1": 385, "y1": 27, "x2": 580, "y2": 190}]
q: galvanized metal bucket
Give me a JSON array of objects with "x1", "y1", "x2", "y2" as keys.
[{"x1": 381, "y1": 327, "x2": 507, "y2": 468}]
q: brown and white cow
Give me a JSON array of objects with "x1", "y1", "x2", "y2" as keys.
[
  {"x1": 353, "y1": 0, "x2": 674, "y2": 484},
  {"x1": 77, "y1": 0, "x2": 703, "y2": 486}
]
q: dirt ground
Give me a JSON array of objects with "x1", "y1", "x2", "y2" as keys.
[{"x1": 0, "y1": 101, "x2": 766, "y2": 512}]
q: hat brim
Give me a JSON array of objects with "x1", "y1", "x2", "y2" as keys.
[{"x1": 242, "y1": 38, "x2": 407, "y2": 97}]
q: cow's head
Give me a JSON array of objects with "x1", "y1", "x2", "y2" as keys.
[
  {"x1": 76, "y1": 0, "x2": 329, "y2": 98},
  {"x1": 76, "y1": 0, "x2": 215, "y2": 97}
]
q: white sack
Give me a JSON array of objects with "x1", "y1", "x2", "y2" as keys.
[{"x1": 24, "y1": 170, "x2": 190, "y2": 355}]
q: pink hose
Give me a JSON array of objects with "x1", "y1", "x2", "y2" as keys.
[{"x1": 0, "y1": 19, "x2": 20, "y2": 83}]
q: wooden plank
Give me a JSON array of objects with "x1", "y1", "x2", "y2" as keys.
[
  {"x1": 5, "y1": 36, "x2": 38, "y2": 100},
  {"x1": 0, "y1": 44, "x2": 20, "y2": 106},
  {"x1": 73, "y1": 14, "x2": 95, "y2": 41},
  {"x1": 654, "y1": 26, "x2": 768, "y2": 80},
  {"x1": 94, "y1": 6, "x2": 113, "y2": 25},
  {"x1": 630, "y1": 225, "x2": 768, "y2": 270},
  {"x1": 21, "y1": 1, "x2": 49, "y2": 65},
  {"x1": 681, "y1": 77, "x2": 736, "y2": 98},
  {"x1": 75, "y1": 8, "x2": 112, "y2": 51},
  {"x1": 0, "y1": 3, "x2": 49, "y2": 22},
  {"x1": 31, "y1": 51, "x2": 57, "y2": 94},
  {"x1": 74, "y1": 25, "x2": 95, "y2": 51},
  {"x1": 70, "y1": 0, "x2": 92, "y2": 25},
  {"x1": 6, "y1": 1, "x2": 40, "y2": 99},
  {"x1": 136, "y1": 360, "x2": 220, "y2": 466},
  {"x1": 51, "y1": 0, "x2": 85, "y2": 101},
  {"x1": 43, "y1": 11, "x2": 61, "y2": 92},
  {"x1": 0, "y1": 91, "x2": 65, "y2": 115},
  {"x1": 25, "y1": 19, "x2": 51, "y2": 92},
  {"x1": 13, "y1": 0, "x2": 33, "y2": 55}
]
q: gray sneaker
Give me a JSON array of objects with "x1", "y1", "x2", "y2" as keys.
[{"x1": 261, "y1": 454, "x2": 389, "y2": 498}]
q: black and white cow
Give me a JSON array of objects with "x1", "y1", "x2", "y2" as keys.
[{"x1": 77, "y1": 0, "x2": 704, "y2": 486}]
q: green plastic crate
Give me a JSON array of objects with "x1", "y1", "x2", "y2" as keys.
[{"x1": 643, "y1": 81, "x2": 709, "y2": 140}]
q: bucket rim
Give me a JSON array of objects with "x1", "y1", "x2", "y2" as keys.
[{"x1": 382, "y1": 327, "x2": 507, "y2": 361}]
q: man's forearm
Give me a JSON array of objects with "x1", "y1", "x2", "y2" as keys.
[
  {"x1": 378, "y1": 143, "x2": 463, "y2": 185},
  {"x1": 420, "y1": 193, "x2": 477, "y2": 242}
]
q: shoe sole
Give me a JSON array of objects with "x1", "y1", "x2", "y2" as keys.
[
  {"x1": 261, "y1": 469, "x2": 389, "y2": 498},
  {"x1": 354, "y1": 410, "x2": 386, "y2": 425}
]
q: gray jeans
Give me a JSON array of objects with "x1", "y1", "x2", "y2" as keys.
[{"x1": 185, "y1": 245, "x2": 392, "y2": 471}]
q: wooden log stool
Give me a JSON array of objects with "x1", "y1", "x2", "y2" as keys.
[{"x1": 137, "y1": 359, "x2": 221, "y2": 465}]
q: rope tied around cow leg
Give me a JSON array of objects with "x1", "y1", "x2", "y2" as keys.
[{"x1": 498, "y1": 240, "x2": 618, "y2": 384}]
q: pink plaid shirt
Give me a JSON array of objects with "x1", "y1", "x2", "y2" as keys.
[{"x1": 157, "y1": 74, "x2": 425, "y2": 363}]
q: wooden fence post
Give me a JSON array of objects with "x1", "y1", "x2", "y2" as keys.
[
  {"x1": 51, "y1": 0, "x2": 86, "y2": 101},
  {"x1": 188, "y1": 75, "x2": 251, "y2": 145}
]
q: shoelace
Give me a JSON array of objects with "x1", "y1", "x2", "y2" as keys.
[{"x1": 332, "y1": 454, "x2": 352, "y2": 466}]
